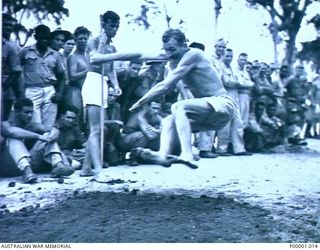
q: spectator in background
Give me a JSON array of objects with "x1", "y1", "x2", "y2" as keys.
[
  {"x1": 234, "y1": 52, "x2": 254, "y2": 128},
  {"x1": 272, "y1": 64, "x2": 291, "y2": 120},
  {"x1": 0, "y1": 98, "x2": 75, "y2": 183},
  {"x1": 251, "y1": 62, "x2": 275, "y2": 108},
  {"x1": 104, "y1": 87, "x2": 123, "y2": 166},
  {"x1": 62, "y1": 37, "x2": 75, "y2": 64},
  {"x1": 244, "y1": 101, "x2": 268, "y2": 153},
  {"x1": 50, "y1": 28, "x2": 72, "y2": 118},
  {"x1": 64, "y1": 26, "x2": 91, "y2": 131},
  {"x1": 137, "y1": 61, "x2": 165, "y2": 98},
  {"x1": 19, "y1": 25, "x2": 66, "y2": 130},
  {"x1": 217, "y1": 48, "x2": 251, "y2": 156},
  {"x1": 118, "y1": 101, "x2": 162, "y2": 166},
  {"x1": 305, "y1": 73, "x2": 320, "y2": 138},
  {"x1": 264, "y1": 103, "x2": 285, "y2": 147},
  {"x1": 285, "y1": 65, "x2": 309, "y2": 135},
  {"x1": 211, "y1": 38, "x2": 226, "y2": 77},
  {"x1": 2, "y1": 13, "x2": 23, "y2": 121},
  {"x1": 55, "y1": 105, "x2": 86, "y2": 170},
  {"x1": 117, "y1": 61, "x2": 143, "y2": 122}
]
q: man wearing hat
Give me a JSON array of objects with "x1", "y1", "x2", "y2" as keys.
[
  {"x1": 50, "y1": 28, "x2": 72, "y2": 52},
  {"x1": 212, "y1": 38, "x2": 227, "y2": 77},
  {"x1": 19, "y1": 24, "x2": 65, "y2": 130},
  {"x1": 49, "y1": 28, "x2": 73, "y2": 116}
]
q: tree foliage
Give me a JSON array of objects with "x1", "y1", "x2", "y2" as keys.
[
  {"x1": 246, "y1": 0, "x2": 316, "y2": 68},
  {"x1": 297, "y1": 14, "x2": 320, "y2": 72},
  {"x1": 2, "y1": 0, "x2": 69, "y2": 46},
  {"x1": 125, "y1": 0, "x2": 184, "y2": 30}
]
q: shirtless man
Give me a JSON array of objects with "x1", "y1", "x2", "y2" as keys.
[
  {"x1": 130, "y1": 29, "x2": 236, "y2": 168},
  {"x1": 65, "y1": 26, "x2": 90, "y2": 130},
  {"x1": 80, "y1": 11, "x2": 142, "y2": 179}
]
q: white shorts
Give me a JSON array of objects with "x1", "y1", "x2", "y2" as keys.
[{"x1": 82, "y1": 71, "x2": 108, "y2": 108}]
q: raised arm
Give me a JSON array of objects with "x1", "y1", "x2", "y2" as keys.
[{"x1": 87, "y1": 37, "x2": 142, "y2": 64}]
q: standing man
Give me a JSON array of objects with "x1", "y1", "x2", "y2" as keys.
[
  {"x1": 216, "y1": 49, "x2": 250, "y2": 156},
  {"x1": 129, "y1": 29, "x2": 237, "y2": 168},
  {"x1": 81, "y1": 11, "x2": 142, "y2": 179},
  {"x1": 65, "y1": 26, "x2": 91, "y2": 131},
  {"x1": 234, "y1": 52, "x2": 254, "y2": 127},
  {"x1": 62, "y1": 37, "x2": 75, "y2": 63},
  {"x1": 211, "y1": 38, "x2": 227, "y2": 77},
  {"x1": 1, "y1": 13, "x2": 23, "y2": 121},
  {"x1": 19, "y1": 25, "x2": 66, "y2": 130}
]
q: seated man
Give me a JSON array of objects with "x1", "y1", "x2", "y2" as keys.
[
  {"x1": 118, "y1": 101, "x2": 162, "y2": 165},
  {"x1": 55, "y1": 105, "x2": 86, "y2": 169},
  {"x1": 264, "y1": 103, "x2": 285, "y2": 147},
  {"x1": 244, "y1": 101, "x2": 268, "y2": 153},
  {"x1": 104, "y1": 87, "x2": 123, "y2": 166},
  {"x1": 0, "y1": 98, "x2": 75, "y2": 183}
]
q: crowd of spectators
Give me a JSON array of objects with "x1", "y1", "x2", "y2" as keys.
[{"x1": 1, "y1": 12, "x2": 320, "y2": 183}]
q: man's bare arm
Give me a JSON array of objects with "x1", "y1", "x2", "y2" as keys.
[
  {"x1": 130, "y1": 51, "x2": 199, "y2": 111},
  {"x1": 67, "y1": 55, "x2": 88, "y2": 82},
  {"x1": 90, "y1": 52, "x2": 143, "y2": 64},
  {"x1": 2, "y1": 122, "x2": 43, "y2": 141}
]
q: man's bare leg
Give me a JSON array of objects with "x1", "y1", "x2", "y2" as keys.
[
  {"x1": 171, "y1": 102, "x2": 193, "y2": 161},
  {"x1": 80, "y1": 142, "x2": 94, "y2": 176},
  {"x1": 158, "y1": 115, "x2": 177, "y2": 159},
  {"x1": 85, "y1": 105, "x2": 102, "y2": 176}
]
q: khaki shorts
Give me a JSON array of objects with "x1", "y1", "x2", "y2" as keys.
[{"x1": 173, "y1": 95, "x2": 236, "y2": 133}]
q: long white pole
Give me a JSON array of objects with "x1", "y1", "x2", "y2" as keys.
[
  {"x1": 100, "y1": 64, "x2": 105, "y2": 169},
  {"x1": 99, "y1": 14, "x2": 105, "y2": 171}
]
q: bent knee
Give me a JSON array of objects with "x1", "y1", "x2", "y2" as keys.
[
  {"x1": 161, "y1": 115, "x2": 175, "y2": 126},
  {"x1": 89, "y1": 126, "x2": 101, "y2": 137},
  {"x1": 171, "y1": 102, "x2": 186, "y2": 115}
]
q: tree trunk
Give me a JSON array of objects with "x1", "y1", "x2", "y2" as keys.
[{"x1": 284, "y1": 30, "x2": 298, "y2": 69}]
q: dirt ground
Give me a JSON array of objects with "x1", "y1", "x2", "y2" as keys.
[
  {"x1": 0, "y1": 190, "x2": 319, "y2": 243},
  {"x1": 0, "y1": 192, "x2": 303, "y2": 243},
  {"x1": 1, "y1": 140, "x2": 320, "y2": 243}
]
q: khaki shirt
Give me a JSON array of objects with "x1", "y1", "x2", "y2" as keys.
[
  {"x1": 221, "y1": 64, "x2": 238, "y2": 90},
  {"x1": 2, "y1": 40, "x2": 22, "y2": 99},
  {"x1": 19, "y1": 45, "x2": 65, "y2": 87},
  {"x1": 211, "y1": 54, "x2": 224, "y2": 78},
  {"x1": 234, "y1": 66, "x2": 254, "y2": 92}
]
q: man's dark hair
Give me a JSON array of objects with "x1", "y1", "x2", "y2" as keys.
[
  {"x1": 61, "y1": 104, "x2": 78, "y2": 115},
  {"x1": 34, "y1": 24, "x2": 51, "y2": 36},
  {"x1": 225, "y1": 48, "x2": 233, "y2": 53},
  {"x1": 189, "y1": 42, "x2": 205, "y2": 51},
  {"x1": 239, "y1": 52, "x2": 248, "y2": 57},
  {"x1": 14, "y1": 98, "x2": 33, "y2": 111},
  {"x1": 102, "y1": 11, "x2": 120, "y2": 23},
  {"x1": 74, "y1": 26, "x2": 91, "y2": 37},
  {"x1": 162, "y1": 29, "x2": 186, "y2": 45}
]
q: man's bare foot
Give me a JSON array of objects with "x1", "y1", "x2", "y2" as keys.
[
  {"x1": 175, "y1": 158, "x2": 198, "y2": 169},
  {"x1": 93, "y1": 173, "x2": 112, "y2": 183},
  {"x1": 164, "y1": 154, "x2": 198, "y2": 169},
  {"x1": 132, "y1": 148, "x2": 172, "y2": 167},
  {"x1": 80, "y1": 168, "x2": 95, "y2": 177}
]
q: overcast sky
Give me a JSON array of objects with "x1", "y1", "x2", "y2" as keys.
[{"x1": 24, "y1": 0, "x2": 320, "y2": 66}]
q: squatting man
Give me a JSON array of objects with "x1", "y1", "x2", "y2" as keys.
[{"x1": 129, "y1": 29, "x2": 237, "y2": 169}]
